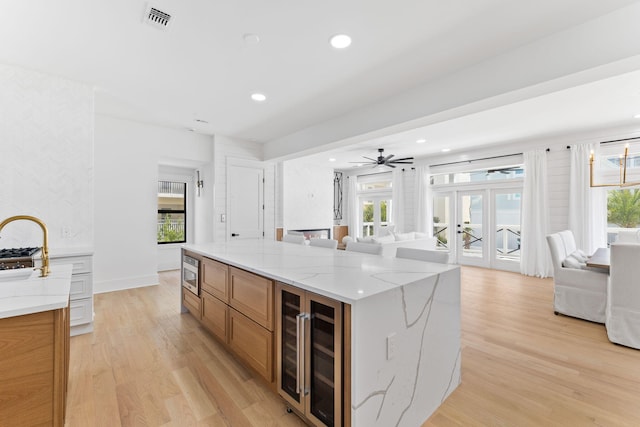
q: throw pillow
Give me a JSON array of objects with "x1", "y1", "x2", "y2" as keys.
[
  {"x1": 569, "y1": 251, "x2": 588, "y2": 263},
  {"x1": 562, "y1": 256, "x2": 585, "y2": 269},
  {"x1": 378, "y1": 225, "x2": 396, "y2": 237},
  {"x1": 414, "y1": 232, "x2": 429, "y2": 239}
]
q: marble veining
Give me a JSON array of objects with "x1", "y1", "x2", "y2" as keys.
[{"x1": 184, "y1": 239, "x2": 461, "y2": 426}]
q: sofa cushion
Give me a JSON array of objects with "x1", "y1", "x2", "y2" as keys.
[
  {"x1": 394, "y1": 232, "x2": 415, "y2": 241},
  {"x1": 414, "y1": 232, "x2": 429, "y2": 239},
  {"x1": 372, "y1": 235, "x2": 395, "y2": 244},
  {"x1": 378, "y1": 225, "x2": 395, "y2": 237},
  {"x1": 357, "y1": 236, "x2": 376, "y2": 243}
]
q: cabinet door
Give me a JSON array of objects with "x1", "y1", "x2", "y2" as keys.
[
  {"x1": 202, "y1": 293, "x2": 228, "y2": 343},
  {"x1": 229, "y1": 308, "x2": 273, "y2": 382},
  {"x1": 305, "y1": 293, "x2": 342, "y2": 427},
  {"x1": 275, "y1": 283, "x2": 306, "y2": 413},
  {"x1": 229, "y1": 267, "x2": 274, "y2": 330},
  {"x1": 182, "y1": 289, "x2": 202, "y2": 320},
  {"x1": 202, "y1": 258, "x2": 228, "y2": 302}
]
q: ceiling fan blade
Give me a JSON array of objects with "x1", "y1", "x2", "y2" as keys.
[
  {"x1": 389, "y1": 161, "x2": 413, "y2": 164},
  {"x1": 391, "y1": 157, "x2": 414, "y2": 162},
  {"x1": 386, "y1": 163, "x2": 396, "y2": 168},
  {"x1": 384, "y1": 154, "x2": 395, "y2": 162},
  {"x1": 363, "y1": 156, "x2": 377, "y2": 162}
]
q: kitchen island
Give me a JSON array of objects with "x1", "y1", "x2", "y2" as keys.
[
  {"x1": 0, "y1": 264, "x2": 72, "y2": 426},
  {"x1": 183, "y1": 240, "x2": 460, "y2": 427}
]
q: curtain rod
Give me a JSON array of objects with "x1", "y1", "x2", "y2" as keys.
[
  {"x1": 599, "y1": 136, "x2": 640, "y2": 145},
  {"x1": 429, "y1": 152, "x2": 523, "y2": 168}
]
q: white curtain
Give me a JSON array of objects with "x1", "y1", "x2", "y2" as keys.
[
  {"x1": 520, "y1": 150, "x2": 552, "y2": 277},
  {"x1": 391, "y1": 169, "x2": 405, "y2": 233},
  {"x1": 569, "y1": 143, "x2": 607, "y2": 253},
  {"x1": 414, "y1": 165, "x2": 432, "y2": 235},
  {"x1": 346, "y1": 175, "x2": 358, "y2": 239}
]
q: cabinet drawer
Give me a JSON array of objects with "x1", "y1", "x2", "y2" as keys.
[
  {"x1": 69, "y1": 273, "x2": 92, "y2": 300},
  {"x1": 182, "y1": 290, "x2": 202, "y2": 320},
  {"x1": 229, "y1": 267, "x2": 274, "y2": 331},
  {"x1": 69, "y1": 297, "x2": 92, "y2": 327},
  {"x1": 202, "y1": 258, "x2": 228, "y2": 302},
  {"x1": 202, "y1": 293, "x2": 228, "y2": 343},
  {"x1": 229, "y1": 308, "x2": 273, "y2": 383},
  {"x1": 49, "y1": 255, "x2": 93, "y2": 275}
]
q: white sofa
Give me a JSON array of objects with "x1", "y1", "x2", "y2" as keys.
[
  {"x1": 345, "y1": 232, "x2": 437, "y2": 257},
  {"x1": 546, "y1": 230, "x2": 608, "y2": 323}
]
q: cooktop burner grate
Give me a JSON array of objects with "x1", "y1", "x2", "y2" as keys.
[{"x1": 0, "y1": 247, "x2": 41, "y2": 259}]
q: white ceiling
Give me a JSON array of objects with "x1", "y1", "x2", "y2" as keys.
[{"x1": 1, "y1": 0, "x2": 640, "y2": 164}]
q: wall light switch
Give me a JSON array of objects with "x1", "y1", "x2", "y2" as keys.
[
  {"x1": 220, "y1": 214, "x2": 226, "y2": 223},
  {"x1": 387, "y1": 333, "x2": 396, "y2": 360}
]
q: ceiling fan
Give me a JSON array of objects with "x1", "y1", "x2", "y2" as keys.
[{"x1": 354, "y1": 148, "x2": 414, "y2": 168}]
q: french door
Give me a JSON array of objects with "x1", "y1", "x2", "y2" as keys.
[
  {"x1": 434, "y1": 186, "x2": 521, "y2": 271},
  {"x1": 359, "y1": 196, "x2": 391, "y2": 237}
]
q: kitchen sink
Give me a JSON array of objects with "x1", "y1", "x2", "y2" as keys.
[{"x1": 0, "y1": 268, "x2": 36, "y2": 282}]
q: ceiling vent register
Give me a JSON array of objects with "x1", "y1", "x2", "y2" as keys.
[{"x1": 144, "y1": 6, "x2": 172, "y2": 30}]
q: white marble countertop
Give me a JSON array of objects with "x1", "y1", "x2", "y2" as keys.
[
  {"x1": 184, "y1": 240, "x2": 458, "y2": 304},
  {"x1": 0, "y1": 264, "x2": 72, "y2": 319}
]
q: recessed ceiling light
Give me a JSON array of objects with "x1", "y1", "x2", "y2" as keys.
[
  {"x1": 634, "y1": 113, "x2": 640, "y2": 119},
  {"x1": 441, "y1": 148, "x2": 451, "y2": 152},
  {"x1": 330, "y1": 34, "x2": 352, "y2": 49},
  {"x1": 329, "y1": 158, "x2": 336, "y2": 162},
  {"x1": 243, "y1": 33, "x2": 260, "y2": 45},
  {"x1": 251, "y1": 93, "x2": 267, "y2": 102},
  {"x1": 416, "y1": 139, "x2": 426, "y2": 144}
]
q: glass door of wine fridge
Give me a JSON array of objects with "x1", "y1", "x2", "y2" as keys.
[{"x1": 276, "y1": 283, "x2": 343, "y2": 427}]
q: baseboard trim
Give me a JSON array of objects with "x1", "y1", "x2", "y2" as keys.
[{"x1": 94, "y1": 274, "x2": 159, "y2": 294}]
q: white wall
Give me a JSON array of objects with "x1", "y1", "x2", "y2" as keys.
[
  {"x1": 282, "y1": 160, "x2": 334, "y2": 234},
  {"x1": 0, "y1": 63, "x2": 94, "y2": 249},
  {"x1": 94, "y1": 115, "x2": 213, "y2": 293}
]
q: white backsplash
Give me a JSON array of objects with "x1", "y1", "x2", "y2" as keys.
[{"x1": 0, "y1": 63, "x2": 94, "y2": 249}]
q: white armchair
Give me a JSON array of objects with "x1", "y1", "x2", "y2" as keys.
[
  {"x1": 546, "y1": 230, "x2": 608, "y2": 323},
  {"x1": 606, "y1": 242, "x2": 640, "y2": 349}
]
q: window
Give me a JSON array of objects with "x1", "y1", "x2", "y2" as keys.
[
  {"x1": 157, "y1": 181, "x2": 186, "y2": 244},
  {"x1": 357, "y1": 173, "x2": 392, "y2": 237},
  {"x1": 607, "y1": 188, "x2": 640, "y2": 243}
]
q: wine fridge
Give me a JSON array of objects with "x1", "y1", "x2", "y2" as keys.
[{"x1": 276, "y1": 283, "x2": 343, "y2": 427}]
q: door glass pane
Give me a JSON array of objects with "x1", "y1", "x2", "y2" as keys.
[
  {"x1": 281, "y1": 291, "x2": 301, "y2": 402},
  {"x1": 495, "y1": 192, "x2": 521, "y2": 262},
  {"x1": 361, "y1": 199, "x2": 374, "y2": 236},
  {"x1": 379, "y1": 199, "x2": 391, "y2": 229},
  {"x1": 309, "y1": 301, "x2": 335, "y2": 427},
  {"x1": 433, "y1": 195, "x2": 450, "y2": 251},
  {"x1": 460, "y1": 194, "x2": 483, "y2": 258}
]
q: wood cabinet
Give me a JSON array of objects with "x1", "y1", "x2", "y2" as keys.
[
  {"x1": 182, "y1": 288, "x2": 202, "y2": 320},
  {"x1": 0, "y1": 306, "x2": 69, "y2": 426},
  {"x1": 182, "y1": 251, "x2": 276, "y2": 384},
  {"x1": 229, "y1": 308, "x2": 274, "y2": 382},
  {"x1": 201, "y1": 292, "x2": 228, "y2": 343},
  {"x1": 202, "y1": 257, "x2": 228, "y2": 302},
  {"x1": 229, "y1": 266, "x2": 274, "y2": 330}
]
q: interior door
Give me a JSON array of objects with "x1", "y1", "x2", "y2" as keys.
[
  {"x1": 228, "y1": 163, "x2": 264, "y2": 240},
  {"x1": 456, "y1": 190, "x2": 488, "y2": 267}
]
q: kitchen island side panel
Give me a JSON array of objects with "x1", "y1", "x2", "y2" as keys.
[{"x1": 350, "y1": 267, "x2": 461, "y2": 426}]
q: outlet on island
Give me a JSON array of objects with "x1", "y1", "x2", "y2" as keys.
[{"x1": 387, "y1": 333, "x2": 396, "y2": 360}]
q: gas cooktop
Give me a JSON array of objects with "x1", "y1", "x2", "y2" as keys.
[{"x1": 0, "y1": 247, "x2": 41, "y2": 259}]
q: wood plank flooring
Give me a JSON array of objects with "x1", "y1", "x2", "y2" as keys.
[{"x1": 64, "y1": 267, "x2": 640, "y2": 426}]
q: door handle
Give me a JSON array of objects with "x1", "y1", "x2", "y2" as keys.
[
  {"x1": 231, "y1": 233, "x2": 240, "y2": 237},
  {"x1": 296, "y1": 312, "x2": 309, "y2": 396},
  {"x1": 457, "y1": 231, "x2": 462, "y2": 234}
]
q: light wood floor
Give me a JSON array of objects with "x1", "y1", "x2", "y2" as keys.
[{"x1": 64, "y1": 267, "x2": 640, "y2": 426}]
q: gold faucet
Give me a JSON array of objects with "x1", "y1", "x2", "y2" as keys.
[{"x1": 0, "y1": 215, "x2": 50, "y2": 277}]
